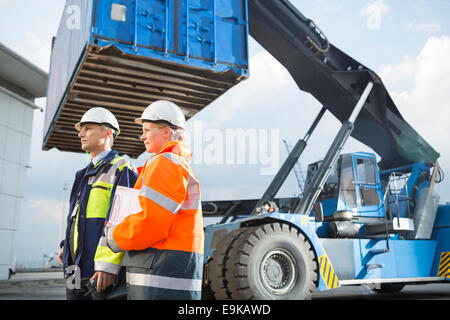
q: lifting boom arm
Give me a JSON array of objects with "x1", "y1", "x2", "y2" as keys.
[{"x1": 248, "y1": 0, "x2": 439, "y2": 170}]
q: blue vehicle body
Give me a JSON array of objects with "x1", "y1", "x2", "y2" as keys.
[
  {"x1": 204, "y1": 153, "x2": 450, "y2": 294},
  {"x1": 431, "y1": 205, "x2": 450, "y2": 278}
]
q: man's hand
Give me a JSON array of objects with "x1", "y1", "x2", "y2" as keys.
[
  {"x1": 57, "y1": 246, "x2": 63, "y2": 266},
  {"x1": 90, "y1": 271, "x2": 117, "y2": 292}
]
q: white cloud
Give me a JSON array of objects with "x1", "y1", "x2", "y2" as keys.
[
  {"x1": 380, "y1": 36, "x2": 450, "y2": 201},
  {"x1": 250, "y1": 50, "x2": 292, "y2": 88},
  {"x1": 407, "y1": 20, "x2": 441, "y2": 33},
  {"x1": 203, "y1": 49, "x2": 294, "y2": 126},
  {"x1": 379, "y1": 36, "x2": 450, "y2": 137},
  {"x1": 379, "y1": 55, "x2": 416, "y2": 87}
]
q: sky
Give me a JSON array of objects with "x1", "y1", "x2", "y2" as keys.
[{"x1": 0, "y1": 0, "x2": 449, "y2": 266}]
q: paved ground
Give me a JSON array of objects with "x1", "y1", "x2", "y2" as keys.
[
  {"x1": 6, "y1": 271, "x2": 64, "y2": 282},
  {"x1": 0, "y1": 272, "x2": 448, "y2": 300},
  {"x1": 0, "y1": 285, "x2": 66, "y2": 300},
  {"x1": 312, "y1": 282, "x2": 450, "y2": 300},
  {"x1": 0, "y1": 271, "x2": 66, "y2": 300}
]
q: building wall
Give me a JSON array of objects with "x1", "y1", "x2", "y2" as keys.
[{"x1": 0, "y1": 88, "x2": 34, "y2": 280}]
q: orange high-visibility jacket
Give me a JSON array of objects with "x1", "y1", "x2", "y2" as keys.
[{"x1": 107, "y1": 141, "x2": 204, "y2": 299}]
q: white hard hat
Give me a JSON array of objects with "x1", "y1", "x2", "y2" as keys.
[
  {"x1": 75, "y1": 107, "x2": 120, "y2": 135},
  {"x1": 135, "y1": 100, "x2": 186, "y2": 129}
]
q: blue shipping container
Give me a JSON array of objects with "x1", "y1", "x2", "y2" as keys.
[{"x1": 44, "y1": 0, "x2": 249, "y2": 157}]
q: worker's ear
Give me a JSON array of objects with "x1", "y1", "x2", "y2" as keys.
[
  {"x1": 163, "y1": 126, "x2": 172, "y2": 138},
  {"x1": 101, "y1": 126, "x2": 114, "y2": 143},
  {"x1": 107, "y1": 128, "x2": 113, "y2": 138},
  {"x1": 102, "y1": 127, "x2": 112, "y2": 139}
]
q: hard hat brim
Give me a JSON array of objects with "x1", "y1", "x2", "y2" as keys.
[{"x1": 75, "y1": 121, "x2": 120, "y2": 134}]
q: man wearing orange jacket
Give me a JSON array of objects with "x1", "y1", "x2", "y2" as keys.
[{"x1": 105, "y1": 100, "x2": 204, "y2": 300}]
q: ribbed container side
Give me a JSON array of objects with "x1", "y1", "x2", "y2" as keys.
[{"x1": 44, "y1": 0, "x2": 249, "y2": 158}]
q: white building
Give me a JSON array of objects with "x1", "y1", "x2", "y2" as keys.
[{"x1": 0, "y1": 42, "x2": 47, "y2": 279}]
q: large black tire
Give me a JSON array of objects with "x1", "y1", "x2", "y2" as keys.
[
  {"x1": 207, "y1": 228, "x2": 251, "y2": 300},
  {"x1": 225, "y1": 223, "x2": 318, "y2": 300}
]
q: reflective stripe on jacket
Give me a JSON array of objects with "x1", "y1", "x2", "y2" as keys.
[
  {"x1": 108, "y1": 141, "x2": 204, "y2": 299},
  {"x1": 62, "y1": 150, "x2": 138, "y2": 279}
]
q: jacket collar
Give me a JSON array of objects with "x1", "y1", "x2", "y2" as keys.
[
  {"x1": 155, "y1": 140, "x2": 192, "y2": 162},
  {"x1": 92, "y1": 149, "x2": 112, "y2": 166},
  {"x1": 85, "y1": 150, "x2": 118, "y2": 175}
]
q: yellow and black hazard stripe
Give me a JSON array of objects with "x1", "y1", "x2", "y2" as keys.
[
  {"x1": 318, "y1": 254, "x2": 340, "y2": 289},
  {"x1": 437, "y1": 251, "x2": 450, "y2": 279}
]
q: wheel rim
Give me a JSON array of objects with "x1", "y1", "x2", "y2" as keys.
[{"x1": 260, "y1": 248, "x2": 297, "y2": 295}]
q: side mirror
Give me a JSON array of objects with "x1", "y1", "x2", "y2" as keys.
[{"x1": 314, "y1": 202, "x2": 324, "y2": 222}]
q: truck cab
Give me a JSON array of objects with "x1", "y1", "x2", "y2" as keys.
[
  {"x1": 308, "y1": 152, "x2": 437, "y2": 240},
  {"x1": 307, "y1": 152, "x2": 384, "y2": 222}
]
